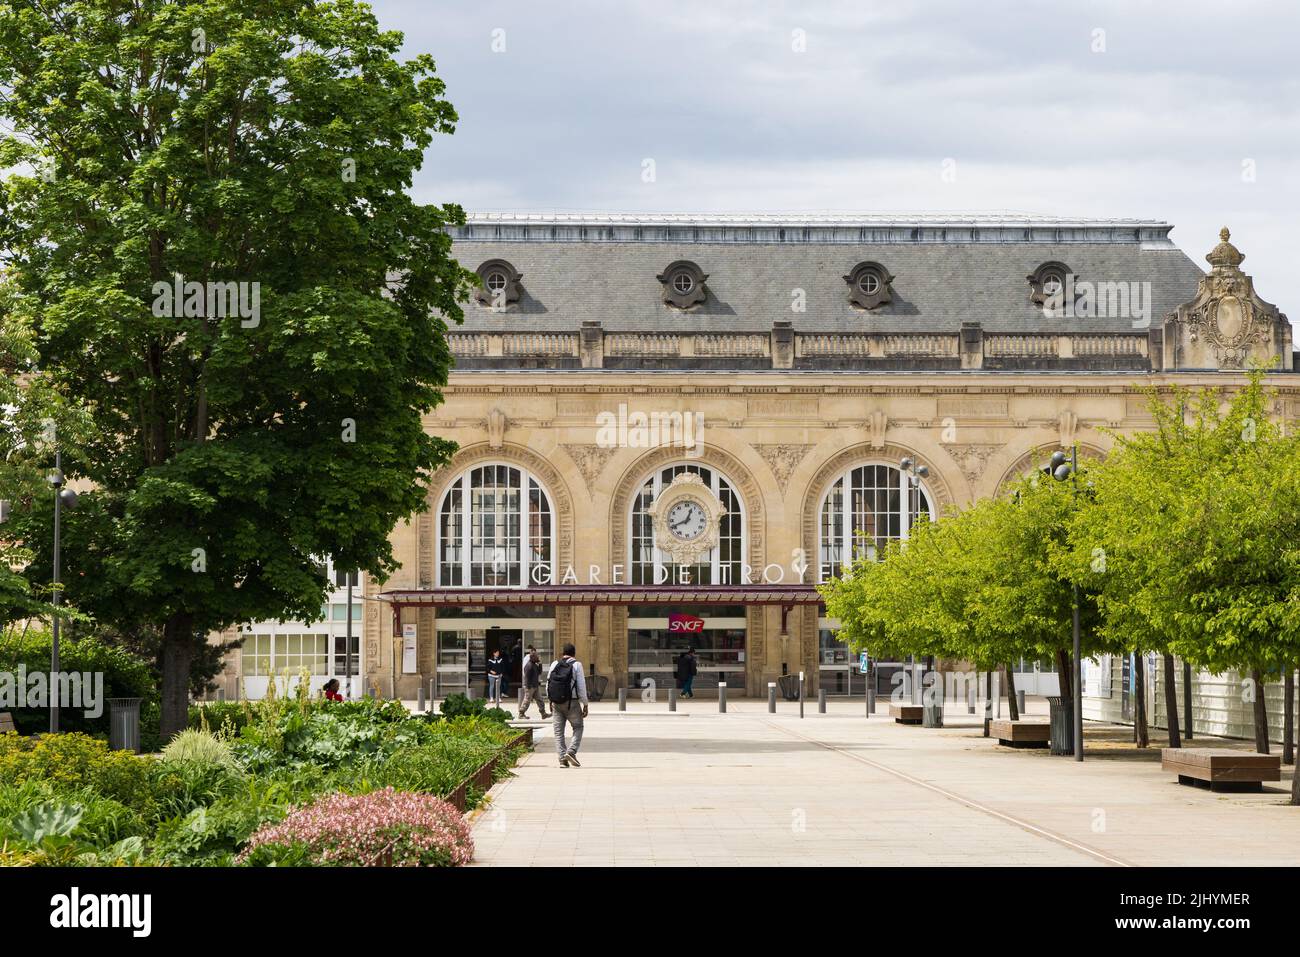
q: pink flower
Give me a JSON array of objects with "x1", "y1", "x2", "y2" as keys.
[{"x1": 237, "y1": 788, "x2": 474, "y2": 867}]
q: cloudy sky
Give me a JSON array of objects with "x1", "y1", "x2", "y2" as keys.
[{"x1": 377, "y1": 0, "x2": 1299, "y2": 318}]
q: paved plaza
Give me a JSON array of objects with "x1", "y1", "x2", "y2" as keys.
[{"x1": 468, "y1": 698, "x2": 1300, "y2": 867}]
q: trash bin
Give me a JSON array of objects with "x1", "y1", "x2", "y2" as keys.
[
  {"x1": 777, "y1": 674, "x2": 801, "y2": 702},
  {"x1": 1047, "y1": 695, "x2": 1073, "y2": 755},
  {"x1": 586, "y1": 674, "x2": 609, "y2": 702},
  {"x1": 922, "y1": 700, "x2": 944, "y2": 727},
  {"x1": 108, "y1": 698, "x2": 143, "y2": 753}
]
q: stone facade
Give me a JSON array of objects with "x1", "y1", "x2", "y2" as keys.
[{"x1": 211, "y1": 215, "x2": 1298, "y2": 708}]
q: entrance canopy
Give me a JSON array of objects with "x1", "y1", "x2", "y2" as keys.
[{"x1": 377, "y1": 584, "x2": 822, "y2": 608}]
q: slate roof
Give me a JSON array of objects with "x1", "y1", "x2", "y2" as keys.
[{"x1": 448, "y1": 214, "x2": 1206, "y2": 336}]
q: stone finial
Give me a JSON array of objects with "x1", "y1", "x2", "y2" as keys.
[{"x1": 1206, "y1": 226, "x2": 1245, "y2": 271}]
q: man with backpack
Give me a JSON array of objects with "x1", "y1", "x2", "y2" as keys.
[{"x1": 546, "y1": 643, "x2": 589, "y2": 767}]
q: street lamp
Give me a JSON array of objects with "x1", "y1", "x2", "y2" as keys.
[
  {"x1": 900, "y1": 457, "x2": 930, "y2": 704},
  {"x1": 1049, "y1": 446, "x2": 1083, "y2": 762},
  {"x1": 47, "y1": 452, "x2": 78, "y2": 734}
]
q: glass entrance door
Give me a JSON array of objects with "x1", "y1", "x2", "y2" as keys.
[
  {"x1": 626, "y1": 605, "x2": 747, "y2": 696},
  {"x1": 434, "y1": 607, "x2": 556, "y2": 700}
]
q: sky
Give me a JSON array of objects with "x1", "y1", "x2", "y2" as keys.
[{"x1": 375, "y1": 0, "x2": 1300, "y2": 319}]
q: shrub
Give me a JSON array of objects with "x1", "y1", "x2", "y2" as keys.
[
  {"x1": 439, "y1": 693, "x2": 512, "y2": 723},
  {"x1": 0, "y1": 779, "x2": 148, "y2": 848},
  {"x1": 148, "y1": 760, "x2": 246, "y2": 822},
  {"x1": 0, "y1": 733, "x2": 155, "y2": 810},
  {"x1": 0, "y1": 631, "x2": 156, "y2": 738},
  {"x1": 161, "y1": 729, "x2": 238, "y2": 769},
  {"x1": 236, "y1": 788, "x2": 473, "y2": 867}
]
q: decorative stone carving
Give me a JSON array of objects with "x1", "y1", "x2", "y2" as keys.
[
  {"x1": 485, "y1": 408, "x2": 508, "y2": 449},
  {"x1": 644, "y1": 472, "x2": 727, "y2": 567},
  {"x1": 943, "y1": 443, "x2": 1004, "y2": 485},
  {"x1": 561, "y1": 443, "x2": 618, "y2": 487},
  {"x1": 844, "y1": 261, "x2": 894, "y2": 310},
  {"x1": 473, "y1": 258, "x2": 523, "y2": 308},
  {"x1": 1161, "y1": 228, "x2": 1291, "y2": 371},
  {"x1": 754, "y1": 444, "x2": 814, "y2": 494},
  {"x1": 866, "y1": 410, "x2": 888, "y2": 449},
  {"x1": 1058, "y1": 410, "x2": 1079, "y2": 448},
  {"x1": 657, "y1": 260, "x2": 708, "y2": 310}
]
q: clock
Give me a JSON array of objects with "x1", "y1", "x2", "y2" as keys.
[
  {"x1": 666, "y1": 499, "x2": 708, "y2": 542},
  {"x1": 644, "y1": 472, "x2": 727, "y2": 567}
]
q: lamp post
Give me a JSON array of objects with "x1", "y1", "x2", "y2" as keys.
[
  {"x1": 47, "y1": 452, "x2": 78, "y2": 733},
  {"x1": 899, "y1": 457, "x2": 930, "y2": 702},
  {"x1": 1049, "y1": 446, "x2": 1083, "y2": 762}
]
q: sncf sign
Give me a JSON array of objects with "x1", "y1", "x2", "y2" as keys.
[{"x1": 667, "y1": 613, "x2": 706, "y2": 634}]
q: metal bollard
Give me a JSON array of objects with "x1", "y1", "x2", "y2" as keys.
[
  {"x1": 818, "y1": 688, "x2": 827, "y2": 714},
  {"x1": 768, "y1": 682, "x2": 777, "y2": 713},
  {"x1": 1017, "y1": 689, "x2": 1026, "y2": 714},
  {"x1": 799, "y1": 672, "x2": 805, "y2": 719},
  {"x1": 417, "y1": 684, "x2": 426, "y2": 712},
  {"x1": 669, "y1": 687, "x2": 677, "y2": 712},
  {"x1": 719, "y1": 682, "x2": 727, "y2": 713},
  {"x1": 968, "y1": 684, "x2": 976, "y2": 714},
  {"x1": 618, "y1": 687, "x2": 627, "y2": 712}
]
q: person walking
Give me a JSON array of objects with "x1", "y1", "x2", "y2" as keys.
[
  {"x1": 519, "y1": 645, "x2": 550, "y2": 720},
  {"x1": 677, "y1": 646, "x2": 698, "y2": 699},
  {"x1": 486, "y1": 647, "x2": 507, "y2": 706},
  {"x1": 546, "y1": 643, "x2": 589, "y2": 767}
]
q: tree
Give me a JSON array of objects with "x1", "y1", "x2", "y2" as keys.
[
  {"x1": 0, "y1": 294, "x2": 88, "y2": 630},
  {"x1": 1067, "y1": 372, "x2": 1300, "y2": 755},
  {"x1": 0, "y1": 0, "x2": 475, "y2": 738}
]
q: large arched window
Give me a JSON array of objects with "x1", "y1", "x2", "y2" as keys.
[
  {"x1": 629, "y1": 464, "x2": 745, "y2": 585},
  {"x1": 438, "y1": 465, "x2": 554, "y2": 587},
  {"x1": 818, "y1": 463, "x2": 933, "y2": 581}
]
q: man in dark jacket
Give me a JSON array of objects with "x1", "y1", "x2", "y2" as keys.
[
  {"x1": 519, "y1": 645, "x2": 549, "y2": 719},
  {"x1": 676, "y1": 647, "x2": 698, "y2": 699}
]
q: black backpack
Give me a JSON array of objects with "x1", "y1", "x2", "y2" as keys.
[{"x1": 547, "y1": 658, "x2": 575, "y2": 705}]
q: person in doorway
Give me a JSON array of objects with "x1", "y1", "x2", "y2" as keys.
[
  {"x1": 677, "y1": 647, "x2": 698, "y2": 699},
  {"x1": 519, "y1": 645, "x2": 550, "y2": 720},
  {"x1": 323, "y1": 678, "x2": 343, "y2": 702},
  {"x1": 486, "y1": 647, "x2": 507, "y2": 706},
  {"x1": 546, "y1": 643, "x2": 589, "y2": 767}
]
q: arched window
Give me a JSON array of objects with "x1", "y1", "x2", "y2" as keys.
[
  {"x1": 818, "y1": 463, "x2": 933, "y2": 581},
  {"x1": 438, "y1": 465, "x2": 554, "y2": 587},
  {"x1": 629, "y1": 464, "x2": 744, "y2": 585}
]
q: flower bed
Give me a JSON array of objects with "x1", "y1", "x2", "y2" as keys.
[{"x1": 0, "y1": 691, "x2": 530, "y2": 867}]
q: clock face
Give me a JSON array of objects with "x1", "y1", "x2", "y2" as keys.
[{"x1": 666, "y1": 499, "x2": 708, "y2": 541}]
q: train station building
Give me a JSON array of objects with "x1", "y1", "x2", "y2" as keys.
[{"x1": 211, "y1": 213, "x2": 1295, "y2": 737}]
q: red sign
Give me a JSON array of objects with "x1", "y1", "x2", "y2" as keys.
[{"x1": 668, "y1": 613, "x2": 706, "y2": 634}]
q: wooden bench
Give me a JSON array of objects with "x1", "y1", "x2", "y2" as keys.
[
  {"x1": 890, "y1": 704, "x2": 923, "y2": 725},
  {"x1": 990, "y1": 719, "x2": 1050, "y2": 748},
  {"x1": 1162, "y1": 748, "x2": 1281, "y2": 792},
  {"x1": 0, "y1": 712, "x2": 15, "y2": 734}
]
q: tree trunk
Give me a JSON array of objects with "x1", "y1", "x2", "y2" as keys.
[
  {"x1": 1162, "y1": 653, "x2": 1181, "y2": 749},
  {"x1": 1134, "y1": 653, "x2": 1149, "y2": 748},
  {"x1": 1183, "y1": 660, "x2": 1194, "y2": 740},
  {"x1": 1251, "y1": 669, "x2": 1270, "y2": 755},
  {"x1": 159, "y1": 612, "x2": 195, "y2": 743},
  {"x1": 983, "y1": 670, "x2": 992, "y2": 737},
  {"x1": 1005, "y1": 665, "x2": 1020, "y2": 721},
  {"x1": 1284, "y1": 666, "x2": 1295, "y2": 767},
  {"x1": 1054, "y1": 648, "x2": 1072, "y2": 705}
]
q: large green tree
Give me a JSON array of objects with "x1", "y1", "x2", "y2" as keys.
[
  {"x1": 0, "y1": 0, "x2": 474, "y2": 737},
  {"x1": 1066, "y1": 373, "x2": 1300, "y2": 762}
]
